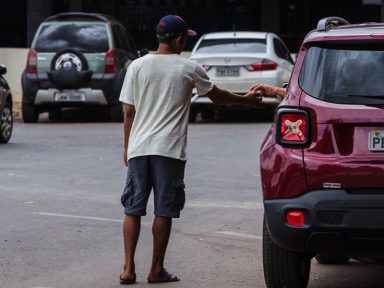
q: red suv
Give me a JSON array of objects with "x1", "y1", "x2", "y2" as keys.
[{"x1": 260, "y1": 17, "x2": 384, "y2": 288}]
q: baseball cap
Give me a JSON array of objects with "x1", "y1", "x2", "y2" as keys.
[{"x1": 156, "y1": 15, "x2": 197, "y2": 39}]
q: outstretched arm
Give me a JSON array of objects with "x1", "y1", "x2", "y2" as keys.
[
  {"x1": 251, "y1": 83, "x2": 287, "y2": 97},
  {"x1": 206, "y1": 85, "x2": 262, "y2": 106}
]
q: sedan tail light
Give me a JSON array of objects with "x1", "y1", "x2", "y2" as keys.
[
  {"x1": 244, "y1": 59, "x2": 278, "y2": 71},
  {"x1": 276, "y1": 108, "x2": 310, "y2": 146},
  {"x1": 26, "y1": 49, "x2": 37, "y2": 74},
  {"x1": 105, "y1": 49, "x2": 117, "y2": 73}
]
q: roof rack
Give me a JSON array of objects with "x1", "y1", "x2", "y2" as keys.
[
  {"x1": 316, "y1": 16, "x2": 349, "y2": 31},
  {"x1": 44, "y1": 12, "x2": 114, "y2": 23}
]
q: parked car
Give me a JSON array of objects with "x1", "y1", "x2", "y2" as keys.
[
  {"x1": 189, "y1": 31, "x2": 294, "y2": 121},
  {"x1": 0, "y1": 65, "x2": 13, "y2": 143},
  {"x1": 22, "y1": 12, "x2": 145, "y2": 123},
  {"x1": 260, "y1": 17, "x2": 384, "y2": 288}
]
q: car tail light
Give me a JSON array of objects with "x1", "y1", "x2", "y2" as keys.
[
  {"x1": 105, "y1": 49, "x2": 117, "y2": 73},
  {"x1": 202, "y1": 64, "x2": 212, "y2": 71},
  {"x1": 244, "y1": 59, "x2": 278, "y2": 71},
  {"x1": 286, "y1": 210, "x2": 305, "y2": 227},
  {"x1": 26, "y1": 49, "x2": 37, "y2": 74},
  {"x1": 276, "y1": 108, "x2": 310, "y2": 146}
]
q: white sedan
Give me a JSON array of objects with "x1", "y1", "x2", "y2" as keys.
[{"x1": 189, "y1": 31, "x2": 294, "y2": 121}]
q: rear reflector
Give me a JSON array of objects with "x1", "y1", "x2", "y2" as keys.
[
  {"x1": 244, "y1": 59, "x2": 278, "y2": 71},
  {"x1": 286, "y1": 210, "x2": 305, "y2": 227},
  {"x1": 276, "y1": 108, "x2": 310, "y2": 146}
]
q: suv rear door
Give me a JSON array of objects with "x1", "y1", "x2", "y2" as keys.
[
  {"x1": 299, "y1": 42, "x2": 384, "y2": 191},
  {"x1": 32, "y1": 21, "x2": 110, "y2": 78}
]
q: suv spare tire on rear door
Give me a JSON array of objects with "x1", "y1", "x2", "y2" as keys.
[{"x1": 47, "y1": 48, "x2": 92, "y2": 90}]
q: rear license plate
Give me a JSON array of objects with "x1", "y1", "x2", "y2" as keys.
[
  {"x1": 216, "y1": 66, "x2": 240, "y2": 77},
  {"x1": 369, "y1": 130, "x2": 384, "y2": 151},
  {"x1": 55, "y1": 91, "x2": 85, "y2": 102}
]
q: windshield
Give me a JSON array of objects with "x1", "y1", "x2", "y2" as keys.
[
  {"x1": 34, "y1": 23, "x2": 109, "y2": 53},
  {"x1": 299, "y1": 45, "x2": 384, "y2": 104},
  {"x1": 195, "y1": 38, "x2": 266, "y2": 54}
]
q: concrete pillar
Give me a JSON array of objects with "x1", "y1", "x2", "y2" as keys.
[{"x1": 260, "y1": 0, "x2": 279, "y2": 32}]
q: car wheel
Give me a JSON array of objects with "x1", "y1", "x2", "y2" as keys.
[
  {"x1": 0, "y1": 101, "x2": 13, "y2": 143},
  {"x1": 315, "y1": 253, "x2": 349, "y2": 264},
  {"x1": 263, "y1": 216, "x2": 311, "y2": 288},
  {"x1": 110, "y1": 103, "x2": 123, "y2": 122},
  {"x1": 22, "y1": 103, "x2": 38, "y2": 123}
]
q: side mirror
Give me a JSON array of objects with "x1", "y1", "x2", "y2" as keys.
[
  {"x1": 139, "y1": 48, "x2": 149, "y2": 57},
  {"x1": 0, "y1": 64, "x2": 7, "y2": 75}
]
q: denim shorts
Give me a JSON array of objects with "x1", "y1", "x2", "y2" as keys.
[{"x1": 121, "y1": 155, "x2": 186, "y2": 218}]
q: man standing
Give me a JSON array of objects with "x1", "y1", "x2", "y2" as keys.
[{"x1": 119, "y1": 15, "x2": 263, "y2": 284}]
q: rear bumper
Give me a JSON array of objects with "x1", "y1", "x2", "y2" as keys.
[
  {"x1": 264, "y1": 189, "x2": 384, "y2": 256},
  {"x1": 22, "y1": 70, "x2": 121, "y2": 105},
  {"x1": 35, "y1": 88, "x2": 107, "y2": 105}
]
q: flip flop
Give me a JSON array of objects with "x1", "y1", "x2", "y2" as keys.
[
  {"x1": 119, "y1": 273, "x2": 136, "y2": 285},
  {"x1": 147, "y1": 270, "x2": 179, "y2": 283}
]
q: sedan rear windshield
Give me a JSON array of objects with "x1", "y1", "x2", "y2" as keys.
[
  {"x1": 195, "y1": 38, "x2": 266, "y2": 54},
  {"x1": 34, "y1": 23, "x2": 109, "y2": 53},
  {"x1": 299, "y1": 45, "x2": 384, "y2": 104}
]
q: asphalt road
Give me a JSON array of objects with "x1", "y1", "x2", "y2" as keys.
[{"x1": 1, "y1": 112, "x2": 384, "y2": 288}]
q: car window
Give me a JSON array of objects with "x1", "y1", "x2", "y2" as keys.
[
  {"x1": 34, "y1": 23, "x2": 109, "y2": 53},
  {"x1": 195, "y1": 38, "x2": 266, "y2": 54},
  {"x1": 299, "y1": 45, "x2": 384, "y2": 104},
  {"x1": 273, "y1": 38, "x2": 293, "y2": 63}
]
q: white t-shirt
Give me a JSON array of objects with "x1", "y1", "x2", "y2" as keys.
[{"x1": 119, "y1": 53, "x2": 214, "y2": 161}]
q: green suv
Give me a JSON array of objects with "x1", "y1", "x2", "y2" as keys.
[{"x1": 22, "y1": 12, "x2": 143, "y2": 122}]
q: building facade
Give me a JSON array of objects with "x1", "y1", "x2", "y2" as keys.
[{"x1": 4, "y1": 0, "x2": 383, "y2": 53}]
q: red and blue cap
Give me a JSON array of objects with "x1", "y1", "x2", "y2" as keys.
[{"x1": 156, "y1": 15, "x2": 197, "y2": 39}]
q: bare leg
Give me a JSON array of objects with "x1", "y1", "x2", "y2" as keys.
[
  {"x1": 121, "y1": 215, "x2": 140, "y2": 281},
  {"x1": 148, "y1": 216, "x2": 178, "y2": 281}
]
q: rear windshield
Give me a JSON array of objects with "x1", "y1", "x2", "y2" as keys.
[
  {"x1": 195, "y1": 38, "x2": 266, "y2": 54},
  {"x1": 299, "y1": 45, "x2": 384, "y2": 104},
  {"x1": 34, "y1": 23, "x2": 109, "y2": 53}
]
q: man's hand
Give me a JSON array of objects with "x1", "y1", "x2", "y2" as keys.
[
  {"x1": 244, "y1": 90, "x2": 263, "y2": 105},
  {"x1": 251, "y1": 83, "x2": 287, "y2": 97}
]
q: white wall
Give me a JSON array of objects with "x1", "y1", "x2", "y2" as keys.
[{"x1": 0, "y1": 48, "x2": 28, "y2": 107}]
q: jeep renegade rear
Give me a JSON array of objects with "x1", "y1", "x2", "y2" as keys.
[{"x1": 260, "y1": 17, "x2": 384, "y2": 288}]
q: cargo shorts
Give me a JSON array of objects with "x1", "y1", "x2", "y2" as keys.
[{"x1": 121, "y1": 155, "x2": 186, "y2": 218}]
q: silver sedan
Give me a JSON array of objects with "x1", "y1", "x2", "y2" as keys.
[{"x1": 189, "y1": 31, "x2": 294, "y2": 121}]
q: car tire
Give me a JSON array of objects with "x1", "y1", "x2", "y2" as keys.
[
  {"x1": 50, "y1": 48, "x2": 89, "y2": 71},
  {"x1": 22, "y1": 103, "x2": 38, "y2": 123},
  {"x1": 110, "y1": 103, "x2": 123, "y2": 122},
  {"x1": 263, "y1": 217, "x2": 311, "y2": 288},
  {"x1": 0, "y1": 101, "x2": 13, "y2": 143},
  {"x1": 315, "y1": 253, "x2": 349, "y2": 264}
]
